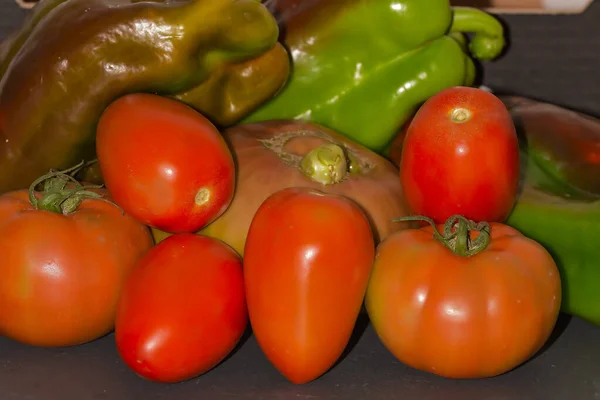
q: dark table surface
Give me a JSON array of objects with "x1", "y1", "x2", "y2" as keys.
[
  {"x1": 1, "y1": 0, "x2": 600, "y2": 399},
  {"x1": 2, "y1": 314, "x2": 600, "y2": 400}
]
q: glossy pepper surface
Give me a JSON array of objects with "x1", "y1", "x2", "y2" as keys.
[
  {"x1": 501, "y1": 96, "x2": 600, "y2": 199},
  {"x1": 243, "y1": 0, "x2": 506, "y2": 153},
  {"x1": 504, "y1": 97, "x2": 600, "y2": 326},
  {"x1": 0, "y1": 0, "x2": 287, "y2": 193}
]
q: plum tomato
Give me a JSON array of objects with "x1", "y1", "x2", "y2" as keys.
[{"x1": 96, "y1": 93, "x2": 235, "y2": 233}]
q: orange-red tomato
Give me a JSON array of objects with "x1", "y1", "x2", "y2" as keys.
[
  {"x1": 96, "y1": 93, "x2": 235, "y2": 234},
  {"x1": 244, "y1": 187, "x2": 375, "y2": 384},
  {"x1": 400, "y1": 86, "x2": 520, "y2": 223},
  {"x1": 115, "y1": 234, "x2": 247, "y2": 383},
  {"x1": 0, "y1": 186, "x2": 153, "y2": 347},
  {"x1": 365, "y1": 217, "x2": 561, "y2": 379}
]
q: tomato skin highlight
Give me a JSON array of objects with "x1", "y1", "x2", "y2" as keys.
[
  {"x1": 400, "y1": 86, "x2": 520, "y2": 223},
  {"x1": 96, "y1": 93, "x2": 235, "y2": 233},
  {"x1": 243, "y1": 187, "x2": 375, "y2": 384},
  {"x1": 115, "y1": 234, "x2": 247, "y2": 383},
  {"x1": 365, "y1": 221, "x2": 561, "y2": 379},
  {"x1": 0, "y1": 189, "x2": 153, "y2": 347}
]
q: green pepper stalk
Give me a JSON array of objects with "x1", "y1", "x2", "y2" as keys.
[{"x1": 450, "y1": 7, "x2": 506, "y2": 61}]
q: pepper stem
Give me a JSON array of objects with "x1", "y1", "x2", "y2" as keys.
[
  {"x1": 449, "y1": 6, "x2": 506, "y2": 61},
  {"x1": 393, "y1": 214, "x2": 491, "y2": 257},
  {"x1": 300, "y1": 143, "x2": 349, "y2": 185},
  {"x1": 28, "y1": 160, "x2": 120, "y2": 215}
]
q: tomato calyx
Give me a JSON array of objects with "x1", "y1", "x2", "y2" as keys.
[
  {"x1": 258, "y1": 130, "x2": 368, "y2": 186},
  {"x1": 300, "y1": 143, "x2": 348, "y2": 185},
  {"x1": 28, "y1": 160, "x2": 121, "y2": 215},
  {"x1": 394, "y1": 214, "x2": 491, "y2": 257}
]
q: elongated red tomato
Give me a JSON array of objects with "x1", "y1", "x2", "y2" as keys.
[
  {"x1": 96, "y1": 93, "x2": 235, "y2": 233},
  {"x1": 115, "y1": 234, "x2": 247, "y2": 383},
  {"x1": 400, "y1": 86, "x2": 520, "y2": 223},
  {"x1": 244, "y1": 187, "x2": 375, "y2": 384}
]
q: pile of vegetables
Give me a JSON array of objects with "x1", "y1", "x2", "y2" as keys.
[{"x1": 0, "y1": 0, "x2": 598, "y2": 387}]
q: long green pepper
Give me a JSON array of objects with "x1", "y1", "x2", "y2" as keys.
[
  {"x1": 503, "y1": 97, "x2": 600, "y2": 326},
  {"x1": 508, "y1": 168, "x2": 600, "y2": 326}
]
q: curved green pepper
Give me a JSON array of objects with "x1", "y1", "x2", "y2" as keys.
[
  {"x1": 505, "y1": 97, "x2": 600, "y2": 325},
  {"x1": 501, "y1": 96, "x2": 600, "y2": 199},
  {"x1": 0, "y1": 0, "x2": 287, "y2": 193},
  {"x1": 243, "y1": 0, "x2": 506, "y2": 153},
  {"x1": 508, "y1": 171, "x2": 600, "y2": 326}
]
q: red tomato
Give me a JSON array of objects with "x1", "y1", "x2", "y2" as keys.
[
  {"x1": 399, "y1": 86, "x2": 520, "y2": 223},
  {"x1": 96, "y1": 93, "x2": 235, "y2": 234},
  {"x1": 243, "y1": 187, "x2": 375, "y2": 384},
  {"x1": 365, "y1": 216, "x2": 561, "y2": 379},
  {"x1": 0, "y1": 175, "x2": 153, "y2": 347},
  {"x1": 115, "y1": 234, "x2": 247, "y2": 383}
]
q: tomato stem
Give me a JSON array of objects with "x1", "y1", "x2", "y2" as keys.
[
  {"x1": 258, "y1": 131, "x2": 371, "y2": 179},
  {"x1": 299, "y1": 143, "x2": 349, "y2": 185},
  {"x1": 393, "y1": 214, "x2": 491, "y2": 257},
  {"x1": 28, "y1": 160, "x2": 122, "y2": 215},
  {"x1": 450, "y1": 108, "x2": 472, "y2": 123}
]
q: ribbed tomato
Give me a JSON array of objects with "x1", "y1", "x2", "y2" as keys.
[
  {"x1": 366, "y1": 215, "x2": 561, "y2": 379},
  {"x1": 0, "y1": 166, "x2": 153, "y2": 347}
]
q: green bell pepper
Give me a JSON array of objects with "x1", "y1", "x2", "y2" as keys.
[
  {"x1": 504, "y1": 96, "x2": 600, "y2": 325},
  {"x1": 243, "y1": 0, "x2": 506, "y2": 153}
]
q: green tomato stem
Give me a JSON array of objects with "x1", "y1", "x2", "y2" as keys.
[
  {"x1": 299, "y1": 143, "x2": 349, "y2": 185},
  {"x1": 28, "y1": 160, "x2": 119, "y2": 215},
  {"x1": 393, "y1": 214, "x2": 491, "y2": 257}
]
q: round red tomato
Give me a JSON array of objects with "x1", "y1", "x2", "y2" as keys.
[
  {"x1": 399, "y1": 86, "x2": 520, "y2": 223},
  {"x1": 115, "y1": 233, "x2": 247, "y2": 383},
  {"x1": 0, "y1": 171, "x2": 153, "y2": 347},
  {"x1": 96, "y1": 93, "x2": 235, "y2": 234},
  {"x1": 243, "y1": 187, "x2": 375, "y2": 384},
  {"x1": 365, "y1": 215, "x2": 561, "y2": 379}
]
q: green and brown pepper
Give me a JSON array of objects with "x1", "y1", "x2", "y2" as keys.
[{"x1": 0, "y1": 0, "x2": 289, "y2": 193}]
